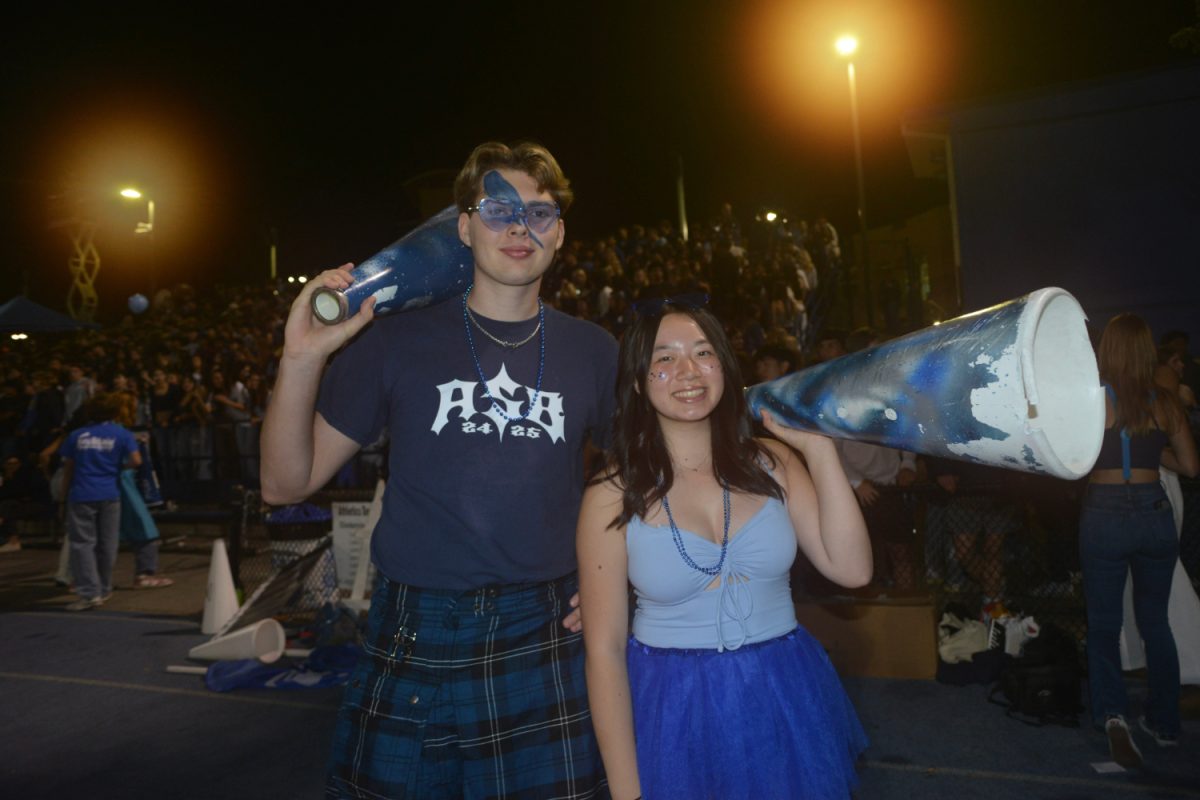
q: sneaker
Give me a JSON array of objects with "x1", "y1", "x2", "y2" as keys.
[
  {"x1": 1106, "y1": 716, "x2": 1143, "y2": 768},
  {"x1": 134, "y1": 575, "x2": 174, "y2": 589},
  {"x1": 987, "y1": 618, "x2": 1007, "y2": 649},
  {"x1": 1138, "y1": 716, "x2": 1180, "y2": 748},
  {"x1": 65, "y1": 597, "x2": 104, "y2": 612}
]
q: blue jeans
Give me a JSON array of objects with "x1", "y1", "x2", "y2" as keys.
[
  {"x1": 1079, "y1": 482, "x2": 1180, "y2": 735},
  {"x1": 66, "y1": 500, "x2": 121, "y2": 601}
]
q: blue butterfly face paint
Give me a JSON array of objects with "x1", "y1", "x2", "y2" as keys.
[
  {"x1": 476, "y1": 170, "x2": 558, "y2": 250},
  {"x1": 745, "y1": 288, "x2": 1105, "y2": 480}
]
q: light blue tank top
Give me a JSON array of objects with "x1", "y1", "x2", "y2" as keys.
[{"x1": 627, "y1": 496, "x2": 799, "y2": 652}]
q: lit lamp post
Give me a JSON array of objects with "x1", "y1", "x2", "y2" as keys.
[
  {"x1": 835, "y1": 34, "x2": 873, "y2": 327},
  {"x1": 119, "y1": 187, "x2": 156, "y2": 296}
]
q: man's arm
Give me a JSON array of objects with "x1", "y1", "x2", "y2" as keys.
[{"x1": 260, "y1": 266, "x2": 376, "y2": 505}]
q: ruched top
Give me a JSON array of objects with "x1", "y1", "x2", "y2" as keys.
[{"x1": 627, "y1": 497, "x2": 799, "y2": 652}]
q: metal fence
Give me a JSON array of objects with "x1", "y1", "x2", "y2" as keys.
[
  {"x1": 230, "y1": 488, "x2": 375, "y2": 623},
  {"x1": 795, "y1": 474, "x2": 1200, "y2": 648}
]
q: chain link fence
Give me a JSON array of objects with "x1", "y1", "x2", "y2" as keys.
[
  {"x1": 796, "y1": 472, "x2": 1200, "y2": 653},
  {"x1": 231, "y1": 488, "x2": 375, "y2": 623}
]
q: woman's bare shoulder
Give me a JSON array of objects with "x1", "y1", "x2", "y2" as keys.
[{"x1": 582, "y1": 474, "x2": 625, "y2": 511}]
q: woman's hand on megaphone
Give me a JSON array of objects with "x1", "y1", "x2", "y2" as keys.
[
  {"x1": 282, "y1": 264, "x2": 376, "y2": 364},
  {"x1": 760, "y1": 408, "x2": 837, "y2": 461}
]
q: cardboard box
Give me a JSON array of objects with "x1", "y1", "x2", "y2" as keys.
[{"x1": 796, "y1": 598, "x2": 938, "y2": 680}]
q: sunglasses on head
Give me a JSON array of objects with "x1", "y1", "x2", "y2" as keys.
[
  {"x1": 630, "y1": 292, "x2": 711, "y2": 317},
  {"x1": 469, "y1": 197, "x2": 561, "y2": 234}
]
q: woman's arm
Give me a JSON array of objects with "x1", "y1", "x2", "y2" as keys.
[
  {"x1": 761, "y1": 411, "x2": 872, "y2": 588},
  {"x1": 576, "y1": 479, "x2": 642, "y2": 800}
]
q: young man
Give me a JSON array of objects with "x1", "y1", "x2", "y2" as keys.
[
  {"x1": 752, "y1": 344, "x2": 799, "y2": 384},
  {"x1": 261, "y1": 142, "x2": 616, "y2": 799}
]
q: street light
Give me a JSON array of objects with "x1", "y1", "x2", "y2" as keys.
[
  {"x1": 835, "y1": 34, "x2": 873, "y2": 327},
  {"x1": 120, "y1": 187, "x2": 156, "y2": 296}
]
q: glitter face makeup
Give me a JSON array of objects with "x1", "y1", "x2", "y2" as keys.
[{"x1": 645, "y1": 313, "x2": 725, "y2": 424}]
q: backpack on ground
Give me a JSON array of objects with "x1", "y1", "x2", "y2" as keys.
[{"x1": 988, "y1": 622, "x2": 1083, "y2": 727}]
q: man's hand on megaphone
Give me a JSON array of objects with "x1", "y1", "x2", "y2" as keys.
[{"x1": 282, "y1": 264, "x2": 375, "y2": 363}]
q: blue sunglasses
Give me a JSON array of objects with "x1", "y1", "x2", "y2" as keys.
[{"x1": 469, "y1": 197, "x2": 561, "y2": 234}]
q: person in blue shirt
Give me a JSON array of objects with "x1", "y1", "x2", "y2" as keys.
[
  {"x1": 578, "y1": 300, "x2": 871, "y2": 800},
  {"x1": 60, "y1": 393, "x2": 141, "y2": 611}
]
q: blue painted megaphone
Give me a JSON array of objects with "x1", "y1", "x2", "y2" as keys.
[
  {"x1": 310, "y1": 206, "x2": 473, "y2": 324},
  {"x1": 746, "y1": 288, "x2": 1104, "y2": 479}
]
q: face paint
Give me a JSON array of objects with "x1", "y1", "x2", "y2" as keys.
[
  {"x1": 646, "y1": 314, "x2": 726, "y2": 423},
  {"x1": 649, "y1": 353, "x2": 720, "y2": 380},
  {"x1": 481, "y1": 171, "x2": 550, "y2": 250}
]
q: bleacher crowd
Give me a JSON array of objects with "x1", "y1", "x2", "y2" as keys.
[{"x1": 2, "y1": 206, "x2": 1198, "y2": 625}]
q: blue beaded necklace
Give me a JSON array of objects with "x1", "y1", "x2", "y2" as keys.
[
  {"x1": 661, "y1": 484, "x2": 732, "y2": 576},
  {"x1": 461, "y1": 284, "x2": 545, "y2": 423}
]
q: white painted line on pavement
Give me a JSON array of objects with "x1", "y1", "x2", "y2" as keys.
[{"x1": 0, "y1": 671, "x2": 337, "y2": 711}]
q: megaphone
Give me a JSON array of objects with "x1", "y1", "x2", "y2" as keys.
[
  {"x1": 310, "y1": 206, "x2": 473, "y2": 325},
  {"x1": 746, "y1": 287, "x2": 1103, "y2": 479}
]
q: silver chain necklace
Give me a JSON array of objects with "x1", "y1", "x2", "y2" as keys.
[{"x1": 464, "y1": 302, "x2": 542, "y2": 349}]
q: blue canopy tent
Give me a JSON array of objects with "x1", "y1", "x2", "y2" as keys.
[{"x1": 0, "y1": 296, "x2": 99, "y2": 332}]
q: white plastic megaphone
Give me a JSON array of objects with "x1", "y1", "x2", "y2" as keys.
[
  {"x1": 188, "y1": 618, "x2": 287, "y2": 664},
  {"x1": 747, "y1": 287, "x2": 1104, "y2": 479}
]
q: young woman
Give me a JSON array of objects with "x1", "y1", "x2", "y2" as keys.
[
  {"x1": 578, "y1": 301, "x2": 871, "y2": 800},
  {"x1": 1083, "y1": 313, "x2": 1198, "y2": 767}
]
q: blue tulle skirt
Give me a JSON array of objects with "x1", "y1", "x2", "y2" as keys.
[{"x1": 628, "y1": 625, "x2": 867, "y2": 800}]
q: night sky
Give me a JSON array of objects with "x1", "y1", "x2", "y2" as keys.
[{"x1": 1, "y1": 1, "x2": 1195, "y2": 320}]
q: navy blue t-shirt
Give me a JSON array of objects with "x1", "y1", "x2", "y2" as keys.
[{"x1": 317, "y1": 297, "x2": 618, "y2": 590}]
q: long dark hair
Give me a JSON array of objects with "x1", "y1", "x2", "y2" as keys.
[{"x1": 608, "y1": 304, "x2": 782, "y2": 528}]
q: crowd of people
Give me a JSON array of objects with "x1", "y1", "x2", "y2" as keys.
[
  {"x1": 0, "y1": 193, "x2": 841, "y2": 543},
  {"x1": 2, "y1": 176, "x2": 1197, "y2": 606},
  {"x1": 2, "y1": 138, "x2": 1199, "y2": 795}
]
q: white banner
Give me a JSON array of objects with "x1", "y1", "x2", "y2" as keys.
[{"x1": 331, "y1": 499, "x2": 375, "y2": 598}]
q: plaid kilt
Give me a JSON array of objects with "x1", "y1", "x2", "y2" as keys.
[{"x1": 326, "y1": 573, "x2": 609, "y2": 799}]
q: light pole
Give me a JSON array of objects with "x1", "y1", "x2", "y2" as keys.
[
  {"x1": 120, "y1": 187, "x2": 156, "y2": 296},
  {"x1": 836, "y1": 34, "x2": 873, "y2": 327}
]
